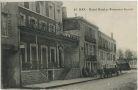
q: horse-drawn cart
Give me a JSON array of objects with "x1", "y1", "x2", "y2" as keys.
[{"x1": 97, "y1": 64, "x2": 121, "y2": 79}]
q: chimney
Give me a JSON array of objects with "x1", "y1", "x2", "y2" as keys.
[
  {"x1": 62, "y1": 7, "x2": 67, "y2": 19},
  {"x1": 75, "y1": 13, "x2": 77, "y2": 17},
  {"x1": 111, "y1": 33, "x2": 113, "y2": 39}
]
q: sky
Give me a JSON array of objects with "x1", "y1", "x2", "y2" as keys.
[{"x1": 62, "y1": 1, "x2": 137, "y2": 52}]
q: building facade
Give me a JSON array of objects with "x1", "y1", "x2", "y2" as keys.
[
  {"x1": 97, "y1": 31, "x2": 116, "y2": 69},
  {"x1": 1, "y1": 2, "x2": 21, "y2": 88},
  {"x1": 63, "y1": 17, "x2": 117, "y2": 76},
  {"x1": 63, "y1": 17, "x2": 98, "y2": 76},
  {"x1": 1, "y1": 1, "x2": 80, "y2": 87},
  {"x1": 18, "y1": 1, "x2": 81, "y2": 85},
  {"x1": 1, "y1": 1, "x2": 117, "y2": 88}
]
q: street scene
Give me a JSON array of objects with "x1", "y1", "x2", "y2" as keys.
[
  {"x1": 1, "y1": 1, "x2": 137, "y2": 90},
  {"x1": 55, "y1": 70, "x2": 137, "y2": 90}
]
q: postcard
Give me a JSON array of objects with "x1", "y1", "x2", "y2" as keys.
[{"x1": 1, "y1": 1, "x2": 137, "y2": 90}]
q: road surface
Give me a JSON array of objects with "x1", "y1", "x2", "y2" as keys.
[{"x1": 54, "y1": 70, "x2": 137, "y2": 90}]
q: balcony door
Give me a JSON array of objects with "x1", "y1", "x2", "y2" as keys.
[
  {"x1": 41, "y1": 45, "x2": 48, "y2": 69},
  {"x1": 58, "y1": 47, "x2": 64, "y2": 67},
  {"x1": 59, "y1": 49, "x2": 62, "y2": 67},
  {"x1": 50, "y1": 47, "x2": 56, "y2": 68},
  {"x1": 30, "y1": 44, "x2": 38, "y2": 69},
  {"x1": 20, "y1": 43, "x2": 27, "y2": 70}
]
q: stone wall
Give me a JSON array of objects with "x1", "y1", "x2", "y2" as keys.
[
  {"x1": 21, "y1": 69, "x2": 63, "y2": 85},
  {"x1": 21, "y1": 70, "x2": 48, "y2": 85},
  {"x1": 1, "y1": 3, "x2": 21, "y2": 88},
  {"x1": 65, "y1": 68, "x2": 81, "y2": 80}
]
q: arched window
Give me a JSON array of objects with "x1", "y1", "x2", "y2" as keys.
[{"x1": 1, "y1": 13, "x2": 8, "y2": 37}]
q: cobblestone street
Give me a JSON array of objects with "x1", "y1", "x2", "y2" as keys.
[{"x1": 54, "y1": 70, "x2": 137, "y2": 90}]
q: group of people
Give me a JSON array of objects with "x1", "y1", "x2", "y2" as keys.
[
  {"x1": 97, "y1": 65, "x2": 122, "y2": 78},
  {"x1": 82, "y1": 67, "x2": 96, "y2": 77},
  {"x1": 82, "y1": 65, "x2": 122, "y2": 78}
]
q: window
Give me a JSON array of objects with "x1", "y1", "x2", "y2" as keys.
[
  {"x1": 88, "y1": 28, "x2": 92, "y2": 38},
  {"x1": 56, "y1": 9, "x2": 62, "y2": 22},
  {"x1": 86, "y1": 43, "x2": 88, "y2": 56},
  {"x1": 20, "y1": 43, "x2": 28, "y2": 70},
  {"x1": 58, "y1": 46, "x2": 64, "y2": 67},
  {"x1": 36, "y1": 2, "x2": 40, "y2": 13},
  {"x1": 114, "y1": 44, "x2": 116, "y2": 52},
  {"x1": 45, "y1": 3, "x2": 48, "y2": 17},
  {"x1": 91, "y1": 29, "x2": 95, "y2": 39},
  {"x1": 30, "y1": 44, "x2": 38, "y2": 69},
  {"x1": 18, "y1": 2, "x2": 24, "y2": 7},
  {"x1": 19, "y1": 13, "x2": 26, "y2": 26},
  {"x1": 39, "y1": 21, "x2": 47, "y2": 31},
  {"x1": 48, "y1": 4, "x2": 54, "y2": 19},
  {"x1": 84, "y1": 43, "x2": 88, "y2": 56},
  {"x1": 59, "y1": 49, "x2": 62, "y2": 67},
  {"x1": 29, "y1": 17, "x2": 37, "y2": 28},
  {"x1": 89, "y1": 45, "x2": 92, "y2": 55},
  {"x1": 50, "y1": 47, "x2": 57, "y2": 67},
  {"x1": 1, "y1": 13, "x2": 8, "y2": 37},
  {"x1": 89, "y1": 45, "x2": 94, "y2": 56},
  {"x1": 57, "y1": 9, "x2": 60, "y2": 13},
  {"x1": 113, "y1": 55, "x2": 115, "y2": 60},
  {"x1": 24, "y1": 2, "x2": 29, "y2": 9},
  {"x1": 41, "y1": 45, "x2": 48, "y2": 69},
  {"x1": 101, "y1": 51, "x2": 104, "y2": 60},
  {"x1": 49, "y1": 24, "x2": 55, "y2": 32},
  {"x1": 1, "y1": 2, "x2": 8, "y2": 9},
  {"x1": 110, "y1": 54, "x2": 112, "y2": 60}
]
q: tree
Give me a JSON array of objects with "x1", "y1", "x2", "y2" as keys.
[
  {"x1": 132, "y1": 51, "x2": 137, "y2": 59},
  {"x1": 125, "y1": 49, "x2": 133, "y2": 60},
  {"x1": 117, "y1": 49, "x2": 124, "y2": 60}
]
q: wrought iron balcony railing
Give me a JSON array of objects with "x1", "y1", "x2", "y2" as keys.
[
  {"x1": 61, "y1": 33, "x2": 79, "y2": 41},
  {"x1": 19, "y1": 25, "x2": 79, "y2": 43},
  {"x1": 86, "y1": 55, "x2": 97, "y2": 61},
  {"x1": 98, "y1": 45, "x2": 113, "y2": 52},
  {"x1": 85, "y1": 36, "x2": 96, "y2": 43}
]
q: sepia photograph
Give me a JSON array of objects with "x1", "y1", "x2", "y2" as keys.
[{"x1": 0, "y1": 1, "x2": 137, "y2": 90}]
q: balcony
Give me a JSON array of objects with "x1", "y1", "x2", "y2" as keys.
[
  {"x1": 60, "y1": 33, "x2": 79, "y2": 42},
  {"x1": 19, "y1": 25, "x2": 79, "y2": 44},
  {"x1": 18, "y1": 6, "x2": 79, "y2": 43},
  {"x1": 98, "y1": 45, "x2": 112, "y2": 52},
  {"x1": 85, "y1": 36, "x2": 96, "y2": 43},
  {"x1": 86, "y1": 55, "x2": 97, "y2": 61}
]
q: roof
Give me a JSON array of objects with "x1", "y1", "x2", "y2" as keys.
[
  {"x1": 99, "y1": 31, "x2": 116, "y2": 42},
  {"x1": 63, "y1": 16, "x2": 99, "y2": 29},
  {"x1": 64, "y1": 16, "x2": 116, "y2": 42}
]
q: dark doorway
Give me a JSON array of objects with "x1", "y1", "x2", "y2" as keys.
[
  {"x1": 48, "y1": 70, "x2": 53, "y2": 81},
  {"x1": 50, "y1": 48, "x2": 56, "y2": 67},
  {"x1": 31, "y1": 46, "x2": 37, "y2": 69},
  {"x1": 42, "y1": 47, "x2": 47, "y2": 68},
  {"x1": 59, "y1": 49, "x2": 62, "y2": 67}
]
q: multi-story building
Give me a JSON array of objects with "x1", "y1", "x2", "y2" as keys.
[
  {"x1": 63, "y1": 17, "x2": 116, "y2": 76},
  {"x1": 97, "y1": 31, "x2": 116, "y2": 69},
  {"x1": 1, "y1": 2, "x2": 21, "y2": 88},
  {"x1": 63, "y1": 17, "x2": 98, "y2": 76},
  {"x1": 1, "y1": 1, "x2": 117, "y2": 88},
  {"x1": 1, "y1": 1, "x2": 80, "y2": 88}
]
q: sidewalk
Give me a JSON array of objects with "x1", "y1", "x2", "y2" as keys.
[
  {"x1": 23, "y1": 71, "x2": 128, "y2": 89},
  {"x1": 23, "y1": 76, "x2": 98, "y2": 89}
]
